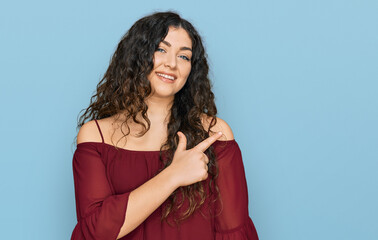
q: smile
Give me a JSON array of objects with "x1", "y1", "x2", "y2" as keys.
[
  {"x1": 156, "y1": 72, "x2": 176, "y2": 81},
  {"x1": 156, "y1": 72, "x2": 177, "y2": 83}
]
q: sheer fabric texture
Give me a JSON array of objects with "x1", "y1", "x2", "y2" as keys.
[{"x1": 71, "y1": 120, "x2": 258, "y2": 240}]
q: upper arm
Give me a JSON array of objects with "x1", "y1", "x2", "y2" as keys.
[
  {"x1": 214, "y1": 140, "x2": 252, "y2": 234},
  {"x1": 77, "y1": 120, "x2": 103, "y2": 144},
  {"x1": 201, "y1": 115, "x2": 234, "y2": 141},
  {"x1": 72, "y1": 139, "x2": 130, "y2": 239}
]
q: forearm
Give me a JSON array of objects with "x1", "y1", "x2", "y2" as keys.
[
  {"x1": 116, "y1": 167, "x2": 178, "y2": 239},
  {"x1": 116, "y1": 131, "x2": 221, "y2": 239}
]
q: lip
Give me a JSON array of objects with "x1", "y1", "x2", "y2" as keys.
[{"x1": 156, "y1": 71, "x2": 177, "y2": 83}]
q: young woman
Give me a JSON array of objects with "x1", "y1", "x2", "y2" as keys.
[{"x1": 71, "y1": 11, "x2": 259, "y2": 240}]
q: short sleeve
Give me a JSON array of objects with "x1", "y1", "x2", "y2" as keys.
[
  {"x1": 213, "y1": 140, "x2": 259, "y2": 240},
  {"x1": 71, "y1": 143, "x2": 130, "y2": 240}
]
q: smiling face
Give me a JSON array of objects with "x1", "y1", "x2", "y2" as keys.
[{"x1": 147, "y1": 26, "x2": 193, "y2": 100}]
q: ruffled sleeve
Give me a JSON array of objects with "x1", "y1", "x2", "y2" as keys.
[
  {"x1": 213, "y1": 140, "x2": 259, "y2": 240},
  {"x1": 71, "y1": 143, "x2": 130, "y2": 240}
]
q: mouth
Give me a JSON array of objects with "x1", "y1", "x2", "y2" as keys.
[{"x1": 156, "y1": 72, "x2": 177, "y2": 83}]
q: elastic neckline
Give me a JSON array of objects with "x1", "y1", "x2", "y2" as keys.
[{"x1": 76, "y1": 139, "x2": 236, "y2": 153}]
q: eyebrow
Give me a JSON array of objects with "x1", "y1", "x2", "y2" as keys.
[{"x1": 162, "y1": 40, "x2": 192, "y2": 52}]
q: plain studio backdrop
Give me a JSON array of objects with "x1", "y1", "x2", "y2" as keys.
[{"x1": 1, "y1": 0, "x2": 377, "y2": 239}]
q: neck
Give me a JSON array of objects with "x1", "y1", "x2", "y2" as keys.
[
  {"x1": 144, "y1": 95, "x2": 173, "y2": 123},
  {"x1": 115, "y1": 95, "x2": 174, "y2": 125}
]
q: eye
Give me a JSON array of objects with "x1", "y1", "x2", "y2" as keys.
[
  {"x1": 179, "y1": 55, "x2": 190, "y2": 61},
  {"x1": 156, "y1": 47, "x2": 166, "y2": 53}
]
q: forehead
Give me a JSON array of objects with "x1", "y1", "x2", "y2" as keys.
[{"x1": 162, "y1": 27, "x2": 192, "y2": 48}]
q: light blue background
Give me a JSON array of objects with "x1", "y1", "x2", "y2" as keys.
[{"x1": 1, "y1": 0, "x2": 377, "y2": 239}]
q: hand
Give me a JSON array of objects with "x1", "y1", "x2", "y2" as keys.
[{"x1": 167, "y1": 131, "x2": 223, "y2": 187}]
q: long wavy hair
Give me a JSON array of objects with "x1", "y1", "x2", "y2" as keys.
[{"x1": 77, "y1": 11, "x2": 219, "y2": 223}]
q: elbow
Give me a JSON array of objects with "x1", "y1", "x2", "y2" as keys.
[{"x1": 116, "y1": 223, "x2": 138, "y2": 239}]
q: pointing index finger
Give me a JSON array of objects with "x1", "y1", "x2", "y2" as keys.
[{"x1": 194, "y1": 132, "x2": 223, "y2": 152}]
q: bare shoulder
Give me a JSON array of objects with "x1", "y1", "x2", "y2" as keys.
[
  {"x1": 201, "y1": 114, "x2": 234, "y2": 141},
  {"x1": 76, "y1": 119, "x2": 103, "y2": 144}
]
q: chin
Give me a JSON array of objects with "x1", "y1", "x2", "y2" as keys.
[
  {"x1": 149, "y1": 85, "x2": 175, "y2": 97},
  {"x1": 150, "y1": 90, "x2": 175, "y2": 99}
]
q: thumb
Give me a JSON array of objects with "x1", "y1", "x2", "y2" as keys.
[{"x1": 176, "y1": 131, "x2": 187, "y2": 152}]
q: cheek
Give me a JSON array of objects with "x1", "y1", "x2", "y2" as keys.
[
  {"x1": 152, "y1": 53, "x2": 163, "y2": 69},
  {"x1": 179, "y1": 67, "x2": 191, "y2": 89},
  {"x1": 184, "y1": 65, "x2": 192, "y2": 79}
]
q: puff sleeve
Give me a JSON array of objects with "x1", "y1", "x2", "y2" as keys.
[
  {"x1": 213, "y1": 140, "x2": 259, "y2": 240},
  {"x1": 71, "y1": 143, "x2": 130, "y2": 240}
]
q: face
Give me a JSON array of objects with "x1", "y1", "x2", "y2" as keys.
[{"x1": 147, "y1": 26, "x2": 192, "y2": 100}]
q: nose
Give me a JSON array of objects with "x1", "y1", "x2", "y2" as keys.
[{"x1": 164, "y1": 52, "x2": 177, "y2": 69}]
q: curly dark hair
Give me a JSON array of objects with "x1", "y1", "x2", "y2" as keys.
[{"x1": 76, "y1": 11, "x2": 219, "y2": 224}]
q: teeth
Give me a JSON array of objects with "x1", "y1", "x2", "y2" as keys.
[{"x1": 157, "y1": 73, "x2": 175, "y2": 80}]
